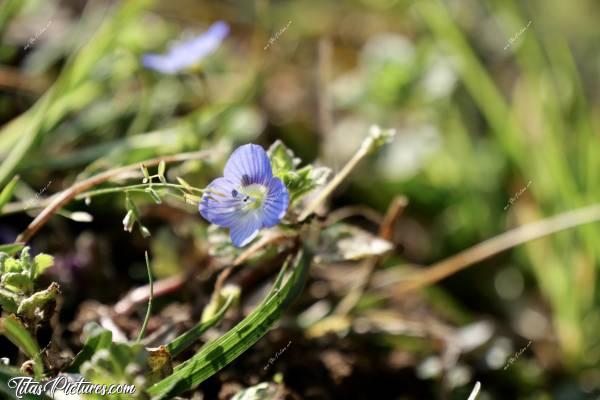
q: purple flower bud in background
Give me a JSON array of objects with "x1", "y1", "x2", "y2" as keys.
[
  {"x1": 199, "y1": 144, "x2": 289, "y2": 247},
  {"x1": 142, "y1": 21, "x2": 229, "y2": 74}
]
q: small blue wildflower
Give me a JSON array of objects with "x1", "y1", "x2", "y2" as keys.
[
  {"x1": 142, "y1": 21, "x2": 229, "y2": 74},
  {"x1": 199, "y1": 144, "x2": 289, "y2": 247}
]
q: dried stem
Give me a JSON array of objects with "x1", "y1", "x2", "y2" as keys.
[
  {"x1": 115, "y1": 275, "x2": 184, "y2": 316},
  {"x1": 15, "y1": 150, "x2": 213, "y2": 243},
  {"x1": 298, "y1": 143, "x2": 370, "y2": 222},
  {"x1": 394, "y1": 204, "x2": 600, "y2": 294},
  {"x1": 467, "y1": 381, "x2": 481, "y2": 400},
  {"x1": 333, "y1": 196, "x2": 407, "y2": 315}
]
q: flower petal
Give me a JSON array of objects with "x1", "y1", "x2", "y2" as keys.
[
  {"x1": 230, "y1": 211, "x2": 262, "y2": 247},
  {"x1": 142, "y1": 21, "x2": 229, "y2": 74},
  {"x1": 224, "y1": 144, "x2": 273, "y2": 186},
  {"x1": 141, "y1": 54, "x2": 179, "y2": 74},
  {"x1": 199, "y1": 177, "x2": 243, "y2": 227},
  {"x1": 260, "y1": 177, "x2": 289, "y2": 227}
]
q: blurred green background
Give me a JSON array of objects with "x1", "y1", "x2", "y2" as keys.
[{"x1": 1, "y1": 0, "x2": 599, "y2": 398}]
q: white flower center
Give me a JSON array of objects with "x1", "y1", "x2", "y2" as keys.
[{"x1": 237, "y1": 184, "x2": 267, "y2": 210}]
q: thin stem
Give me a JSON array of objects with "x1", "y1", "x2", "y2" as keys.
[
  {"x1": 2, "y1": 183, "x2": 200, "y2": 215},
  {"x1": 394, "y1": 204, "x2": 600, "y2": 294},
  {"x1": 137, "y1": 251, "x2": 154, "y2": 343},
  {"x1": 298, "y1": 144, "x2": 370, "y2": 222},
  {"x1": 15, "y1": 149, "x2": 212, "y2": 243},
  {"x1": 114, "y1": 275, "x2": 184, "y2": 316},
  {"x1": 467, "y1": 382, "x2": 481, "y2": 400},
  {"x1": 76, "y1": 183, "x2": 203, "y2": 199}
]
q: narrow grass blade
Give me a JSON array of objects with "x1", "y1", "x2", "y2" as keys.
[
  {"x1": 68, "y1": 323, "x2": 113, "y2": 372},
  {"x1": 0, "y1": 176, "x2": 19, "y2": 214},
  {"x1": 0, "y1": 316, "x2": 43, "y2": 379},
  {"x1": 166, "y1": 292, "x2": 235, "y2": 358},
  {"x1": 137, "y1": 251, "x2": 154, "y2": 343},
  {"x1": 0, "y1": 243, "x2": 24, "y2": 255},
  {"x1": 147, "y1": 250, "x2": 311, "y2": 399}
]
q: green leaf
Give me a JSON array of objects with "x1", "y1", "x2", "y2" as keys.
[
  {"x1": 176, "y1": 177, "x2": 193, "y2": 192},
  {"x1": 267, "y1": 140, "x2": 301, "y2": 177},
  {"x1": 316, "y1": 223, "x2": 394, "y2": 263},
  {"x1": 267, "y1": 141, "x2": 331, "y2": 205},
  {"x1": 1, "y1": 272, "x2": 31, "y2": 293},
  {"x1": 0, "y1": 243, "x2": 24, "y2": 256},
  {"x1": 32, "y1": 254, "x2": 54, "y2": 280},
  {"x1": 0, "y1": 365, "x2": 52, "y2": 400},
  {"x1": 0, "y1": 288, "x2": 19, "y2": 314},
  {"x1": 147, "y1": 250, "x2": 311, "y2": 399},
  {"x1": 286, "y1": 165, "x2": 331, "y2": 205},
  {"x1": 17, "y1": 282, "x2": 60, "y2": 322},
  {"x1": 166, "y1": 290, "x2": 236, "y2": 358},
  {"x1": 0, "y1": 316, "x2": 44, "y2": 379},
  {"x1": 68, "y1": 322, "x2": 113, "y2": 372},
  {"x1": 0, "y1": 176, "x2": 19, "y2": 215},
  {"x1": 2, "y1": 257, "x2": 22, "y2": 273}
]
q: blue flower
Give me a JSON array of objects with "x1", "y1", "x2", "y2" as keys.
[
  {"x1": 142, "y1": 21, "x2": 229, "y2": 74},
  {"x1": 199, "y1": 144, "x2": 289, "y2": 247}
]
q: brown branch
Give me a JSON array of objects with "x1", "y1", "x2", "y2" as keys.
[
  {"x1": 394, "y1": 203, "x2": 600, "y2": 294},
  {"x1": 378, "y1": 196, "x2": 408, "y2": 241},
  {"x1": 114, "y1": 275, "x2": 184, "y2": 316},
  {"x1": 0, "y1": 67, "x2": 49, "y2": 93},
  {"x1": 333, "y1": 196, "x2": 407, "y2": 316},
  {"x1": 233, "y1": 230, "x2": 291, "y2": 267},
  {"x1": 16, "y1": 150, "x2": 213, "y2": 243}
]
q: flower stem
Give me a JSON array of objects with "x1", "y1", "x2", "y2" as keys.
[
  {"x1": 76, "y1": 182, "x2": 203, "y2": 199},
  {"x1": 137, "y1": 251, "x2": 154, "y2": 343},
  {"x1": 15, "y1": 150, "x2": 212, "y2": 243}
]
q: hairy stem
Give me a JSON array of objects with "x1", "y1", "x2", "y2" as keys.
[{"x1": 16, "y1": 150, "x2": 213, "y2": 243}]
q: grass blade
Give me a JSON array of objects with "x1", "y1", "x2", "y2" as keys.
[
  {"x1": 0, "y1": 243, "x2": 24, "y2": 255},
  {"x1": 137, "y1": 251, "x2": 154, "y2": 343},
  {"x1": 67, "y1": 322, "x2": 113, "y2": 372},
  {"x1": 147, "y1": 250, "x2": 311, "y2": 399},
  {"x1": 166, "y1": 292, "x2": 235, "y2": 358},
  {"x1": 0, "y1": 316, "x2": 43, "y2": 379},
  {"x1": 0, "y1": 176, "x2": 19, "y2": 214}
]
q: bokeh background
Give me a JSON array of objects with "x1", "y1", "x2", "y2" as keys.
[{"x1": 1, "y1": 0, "x2": 600, "y2": 398}]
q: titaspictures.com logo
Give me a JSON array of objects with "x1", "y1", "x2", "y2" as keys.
[{"x1": 7, "y1": 375, "x2": 136, "y2": 398}]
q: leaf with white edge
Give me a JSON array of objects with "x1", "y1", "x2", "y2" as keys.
[
  {"x1": 268, "y1": 140, "x2": 301, "y2": 177},
  {"x1": 267, "y1": 140, "x2": 331, "y2": 206},
  {"x1": 1, "y1": 272, "x2": 31, "y2": 293},
  {"x1": 231, "y1": 382, "x2": 280, "y2": 400},
  {"x1": 286, "y1": 165, "x2": 332, "y2": 205},
  {"x1": 147, "y1": 250, "x2": 311, "y2": 399},
  {"x1": 315, "y1": 223, "x2": 393, "y2": 263}
]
